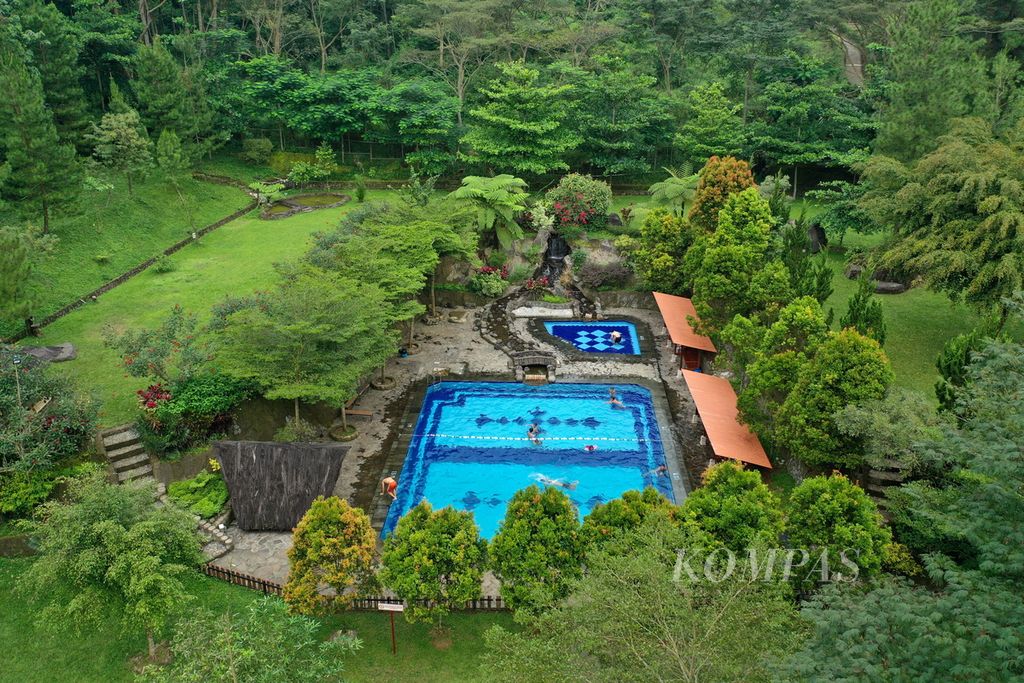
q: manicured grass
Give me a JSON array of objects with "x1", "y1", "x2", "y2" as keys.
[
  {"x1": 26, "y1": 191, "x2": 398, "y2": 427},
  {"x1": 0, "y1": 173, "x2": 252, "y2": 339},
  {"x1": 0, "y1": 557, "x2": 511, "y2": 683},
  {"x1": 822, "y1": 231, "x2": 990, "y2": 398}
]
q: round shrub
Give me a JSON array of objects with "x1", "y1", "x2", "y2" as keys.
[
  {"x1": 546, "y1": 174, "x2": 613, "y2": 238},
  {"x1": 469, "y1": 271, "x2": 507, "y2": 298},
  {"x1": 242, "y1": 137, "x2": 273, "y2": 165}
]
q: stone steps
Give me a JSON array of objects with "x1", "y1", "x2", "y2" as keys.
[{"x1": 100, "y1": 425, "x2": 154, "y2": 484}]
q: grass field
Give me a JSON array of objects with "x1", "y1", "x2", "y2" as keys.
[
  {"x1": 0, "y1": 173, "x2": 253, "y2": 339},
  {"x1": 27, "y1": 190, "x2": 398, "y2": 427},
  {"x1": 0, "y1": 557, "x2": 511, "y2": 683}
]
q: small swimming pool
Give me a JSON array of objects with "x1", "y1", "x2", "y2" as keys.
[
  {"x1": 382, "y1": 381, "x2": 673, "y2": 538},
  {"x1": 543, "y1": 321, "x2": 641, "y2": 355}
]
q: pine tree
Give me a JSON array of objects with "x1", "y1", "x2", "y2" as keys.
[
  {"x1": 0, "y1": 226, "x2": 35, "y2": 320},
  {"x1": 0, "y1": 48, "x2": 80, "y2": 231},
  {"x1": 132, "y1": 39, "x2": 190, "y2": 141},
  {"x1": 16, "y1": 0, "x2": 90, "y2": 150},
  {"x1": 840, "y1": 272, "x2": 886, "y2": 346},
  {"x1": 87, "y1": 107, "x2": 153, "y2": 195}
]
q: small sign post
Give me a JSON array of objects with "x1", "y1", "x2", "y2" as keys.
[{"x1": 377, "y1": 602, "x2": 404, "y2": 655}]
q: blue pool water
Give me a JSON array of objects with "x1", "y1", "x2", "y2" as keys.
[
  {"x1": 543, "y1": 321, "x2": 641, "y2": 355},
  {"x1": 382, "y1": 381, "x2": 673, "y2": 538}
]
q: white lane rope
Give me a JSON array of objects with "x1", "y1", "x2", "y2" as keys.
[{"x1": 413, "y1": 433, "x2": 652, "y2": 443}]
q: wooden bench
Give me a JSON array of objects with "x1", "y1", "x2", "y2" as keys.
[{"x1": 345, "y1": 408, "x2": 373, "y2": 419}]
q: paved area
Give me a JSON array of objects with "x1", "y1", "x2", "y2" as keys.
[{"x1": 216, "y1": 301, "x2": 703, "y2": 585}]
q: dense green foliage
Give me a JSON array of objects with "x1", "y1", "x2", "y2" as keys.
[
  {"x1": 380, "y1": 501, "x2": 487, "y2": 626},
  {"x1": 139, "y1": 597, "x2": 359, "y2": 683},
  {"x1": 283, "y1": 496, "x2": 377, "y2": 614},
  {"x1": 166, "y1": 471, "x2": 229, "y2": 518},
  {"x1": 681, "y1": 461, "x2": 784, "y2": 552},
  {"x1": 489, "y1": 485, "x2": 585, "y2": 614}
]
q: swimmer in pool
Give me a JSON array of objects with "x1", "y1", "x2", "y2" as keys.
[
  {"x1": 607, "y1": 387, "x2": 624, "y2": 407},
  {"x1": 647, "y1": 465, "x2": 669, "y2": 477},
  {"x1": 610, "y1": 330, "x2": 622, "y2": 344},
  {"x1": 531, "y1": 473, "x2": 578, "y2": 490},
  {"x1": 584, "y1": 444, "x2": 598, "y2": 452},
  {"x1": 527, "y1": 423, "x2": 542, "y2": 445}
]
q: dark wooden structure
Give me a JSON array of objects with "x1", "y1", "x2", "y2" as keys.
[{"x1": 214, "y1": 440, "x2": 348, "y2": 531}]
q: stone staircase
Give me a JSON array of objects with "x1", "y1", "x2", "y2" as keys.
[{"x1": 100, "y1": 425, "x2": 154, "y2": 484}]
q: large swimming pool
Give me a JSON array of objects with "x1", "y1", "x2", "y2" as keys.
[
  {"x1": 382, "y1": 381, "x2": 674, "y2": 538},
  {"x1": 543, "y1": 321, "x2": 641, "y2": 355}
]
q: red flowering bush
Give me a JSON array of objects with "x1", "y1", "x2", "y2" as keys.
[
  {"x1": 477, "y1": 265, "x2": 510, "y2": 280},
  {"x1": 525, "y1": 276, "x2": 550, "y2": 290},
  {"x1": 546, "y1": 174, "x2": 612, "y2": 239},
  {"x1": 137, "y1": 383, "x2": 172, "y2": 410}
]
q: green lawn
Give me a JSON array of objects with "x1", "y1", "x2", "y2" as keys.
[
  {"x1": 0, "y1": 557, "x2": 510, "y2": 683},
  {"x1": 26, "y1": 191, "x2": 398, "y2": 427},
  {"x1": 1, "y1": 173, "x2": 253, "y2": 339},
  {"x1": 821, "y1": 231, "x2": 990, "y2": 397}
]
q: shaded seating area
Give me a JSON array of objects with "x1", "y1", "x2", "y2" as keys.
[
  {"x1": 651, "y1": 292, "x2": 716, "y2": 371},
  {"x1": 682, "y1": 370, "x2": 772, "y2": 469}
]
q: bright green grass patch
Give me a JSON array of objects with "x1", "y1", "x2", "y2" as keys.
[
  {"x1": 0, "y1": 557, "x2": 510, "y2": 683},
  {"x1": 26, "y1": 190, "x2": 397, "y2": 427},
  {"x1": 0, "y1": 174, "x2": 252, "y2": 338}
]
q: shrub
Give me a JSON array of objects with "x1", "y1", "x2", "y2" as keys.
[
  {"x1": 469, "y1": 271, "x2": 506, "y2": 298},
  {"x1": 152, "y1": 254, "x2": 175, "y2": 274},
  {"x1": 288, "y1": 161, "x2": 329, "y2": 185},
  {"x1": 273, "y1": 416, "x2": 323, "y2": 442},
  {"x1": 539, "y1": 293, "x2": 569, "y2": 303},
  {"x1": 284, "y1": 496, "x2": 377, "y2": 614},
  {"x1": 582, "y1": 488, "x2": 680, "y2": 547},
  {"x1": 241, "y1": 137, "x2": 273, "y2": 165},
  {"x1": 687, "y1": 156, "x2": 756, "y2": 231},
  {"x1": 167, "y1": 470, "x2": 229, "y2": 518},
  {"x1": 546, "y1": 174, "x2": 613, "y2": 238},
  {"x1": 577, "y1": 261, "x2": 632, "y2": 290},
  {"x1": 0, "y1": 469, "x2": 58, "y2": 516},
  {"x1": 507, "y1": 264, "x2": 532, "y2": 283},
  {"x1": 354, "y1": 175, "x2": 367, "y2": 203}
]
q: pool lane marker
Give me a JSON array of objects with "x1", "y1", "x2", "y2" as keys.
[{"x1": 416, "y1": 433, "x2": 653, "y2": 443}]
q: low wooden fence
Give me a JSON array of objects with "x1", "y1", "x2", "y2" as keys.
[{"x1": 202, "y1": 562, "x2": 506, "y2": 610}]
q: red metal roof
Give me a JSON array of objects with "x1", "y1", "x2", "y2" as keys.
[
  {"x1": 651, "y1": 292, "x2": 717, "y2": 353},
  {"x1": 682, "y1": 370, "x2": 772, "y2": 469}
]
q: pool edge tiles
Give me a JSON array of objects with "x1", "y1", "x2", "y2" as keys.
[
  {"x1": 543, "y1": 320, "x2": 642, "y2": 355},
  {"x1": 381, "y1": 380, "x2": 675, "y2": 539}
]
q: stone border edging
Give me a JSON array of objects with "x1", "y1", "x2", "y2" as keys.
[{"x1": 4, "y1": 176, "x2": 257, "y2": 343}]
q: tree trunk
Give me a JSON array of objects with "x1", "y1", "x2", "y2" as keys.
[
  {"x1": 341, "y1": 407, "x2": 348, "y2": 430},
  {"x1": 430, "y1": 271, "x2": 437, "y2": 317},
  {"x1": 127, "y1": 173, "x2": 134, "y2": 195},
  {"x1": 293, "y1": 397, "x2": 300, "y2": 423},
  {"x1": 147, "y1": 630, "x2": 157, "y2": 659},
  {"x1": 41, "y1": 200, "x2": 50, "y2": 233},
  {"x1": 792, "y1": 165, "x2": 798, "y2": 199}
]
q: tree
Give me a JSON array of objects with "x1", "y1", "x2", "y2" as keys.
[
  {"x1": 785, "y1": 473, "x2": 892, "y2": 584},
  {"x1": 0, "y1": 227, "x2": 37, "y2": 322},
  {"x1": 16, "y1": 470, "x2": 200, "y2": 659},
  {"x1": 214, "y1": 265, "x2": 397, "y2": 423},
  {"x1": 721, "y1": 0, "x2": 798, "y2": 121},
  {"x1": 0, "y1": 48, "x2": 80, "y2": 231},
  {"x1": 934, "y1": 325, "x2": 992, "y2": 411},
  {"x1": 618, "y1": 0, "x2": 717, "y2": 91},
  {"x1": 674, "y1": 82, "x2": 746, "y2": 169},
  {"x1": 840, "y1": 273, "x2": 886, "y2": 345},
  {"x1": 681, "y1": 461, "x2": 784, "y2": 552},
  {"x1": 104, "y1": 305, "x2": 206, "y2": 385},
  {"x1": 448, "y1": 174, "x2": 528, "y2": 249},
  {"x1": 581, "y1": 488, "x2": 679, "y2": 547},
  {"x1": 283, "y1": 496, "x2": 377, "y2": 614},
  {"x1": 775, "y1": 329, "x2": 894, "y2": 468},
  {"x1": 545, "y1": 173, "x2": 613, "y2": 236},
  {"x1": 379, "y1": 501, "x2": 487, "y2": 627},
  {"x1": 686, "y1": 155, "x2": 756, "y2": 232},
  {"x1": 750, "y1": 69, "x2": 873, "y2": 196},
  {"x1": 396, "y1": 0, "x2": 500, "y2": 124},
  {"x1": 686, "y1": 187, "x2": 790, "y2": 333},
  {"x1": 864, "y1": 118, "x2": 1024, "y2": 326},
  {"x1": 460, "y1": 61, "x2": 581, "y2": 175},
  {"x1": 133, "y1": 39, "x2": 191, "y2": 141},
  {"x1": 874, "y1": 0, "x2": 985, "y2": 161},
  {"x1": 139, "y1": 597, "x2": 359, "y2": 683},
  {"x1": 732, "y1": 296, "x2": 830, "y2": 439},
  {"x1": 87, "y1": 108, "x2": 153, "y2": 195},
  {"x1": 366, "y1": 79, "x2": 459, "y2": 175},
  {"x1": 490, "y1": 485, "x2": 585, "y2": 613},
  {"x1": 15, "y1": 0, "x2": 90, "y2": 150},
  {"x1": 483, "y1": 524, "x2": 804, "y2": 682},
  {"x1": 647, "y1": 167, "x2": 699, "y2": 216},
  {"x1": 630, "y1": 209, "x2": 696, "y2": 295}
]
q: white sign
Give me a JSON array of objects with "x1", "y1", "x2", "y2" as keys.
[{"x1": 378, "y1": 603, "x2": 405, "y2": 612}]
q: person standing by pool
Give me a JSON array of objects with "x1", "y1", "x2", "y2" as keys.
[
  {"x1": 381, "y1": 476, "x2": 398, "y2": 501},
  {"x1": 610, "y1": 330, "x2": 622, "y2": 344},
  {"x1": 607, "y1": 387, "x2": 624, "y2": 407}
]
